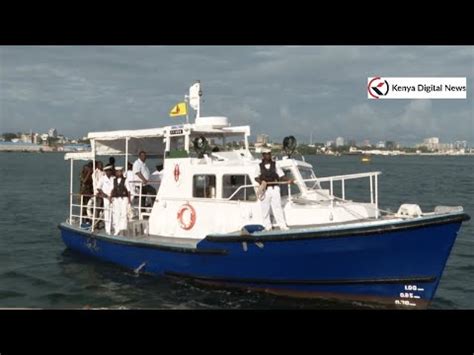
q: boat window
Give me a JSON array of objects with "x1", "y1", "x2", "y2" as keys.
[
  {"x1": 193, "y1": 175, "x2": 216, "y2": 198},
  {"x1": 280, "y1": 169, "x2": 301, "y2": 197},
  {"x1": 167, "y1": 136, "x2": 188, "y2": 158},
  {"x1": 222, "y1": 174, "x2": 257, "y2": 201},
  {"x1": 298, "y1": 167, "x2": 320, "y2": 190}
]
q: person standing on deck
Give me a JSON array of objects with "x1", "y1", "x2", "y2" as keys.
[
  {"x1": 79, "y1": 163, "x2": 93, "y2": 223},
  {"x1": 92, "y1": 161, "x2": 105, "y2": 220},
  {"x1": 97, "y1": 165, "x2": 115, "y2": 234},
  {"x1": 133, "y1": 151, "x2": 157, "y2": 212},
  {"x1": 126, "y1": 162, "x2": 136, "y2": 199},
  {"x1": 108, "y1": 157, "x2": 116, "y2": 174},
  {"x1": 111, "y1": 166, "x2": 131, "y2": 236},
  {"x1": 254, "y1": 148, "x2": 294, "y2": 231}
]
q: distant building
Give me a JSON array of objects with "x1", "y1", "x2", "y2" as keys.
[
  {"x1": 455, "y1": 140, "x2": 468, "y2": 149},
  {"x1": 49, "y1": 128, "x2": 58, "y2": 138},
  {"x1": 335, "y1": 137, "x2": 344, "y2": 147},
  {"x1": 376, "y1": 141, "x2": 386, "y2": 148},
  {"x1": 20, "y1": 133, "x2": 33, "y2": 144},
  {"x1": 424, "y1": 137, "x2": 439, "y2": 145},
  {"x1": 40, "y1": 134, "x2": 49, "y2": 144},
  {"x1": 420, "y1": 137, "x2": 441, "y2": 151},
  {"x1": 256, "y1": 134, "x2": 269, "y2": 145},
  {"x1": 325, "y1": 140, "x2": 334, "y2": 148},
  {"x1": 362, "y1": 139, "x2": 371, "y2": 147},
  {"x1": 56, "y1": 135, "x2": 67, "y2": 144}
]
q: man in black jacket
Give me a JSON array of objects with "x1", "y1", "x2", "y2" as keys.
[{"x1": 255, "y1": 148, "x2": 294, "y2": 231}]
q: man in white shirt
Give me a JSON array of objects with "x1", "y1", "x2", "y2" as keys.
[
  {"x1": 149, "y1": 164, "x2": 164, "y2": 192},
  {"x1": 126, "y1": 162, "x2": 136, "y2": 198},
  {"x1": 92, "y1": 161, "x2": 105, "y2": 194},
  {"x1": 254, "y1": 149, "x2": 294, "y2": 231},
  {"x1": 133, "y1": 151, "x2": 157, "y2": 212},
  {"x1": 110, "y1": 166, "x2": 131, "y2": 236},
  {"x1": 97, "y1": 165, "x2": 115, "y2": 234},
  {"x1": 92, "y1": 161, "x2": 105, "y2": 221}
]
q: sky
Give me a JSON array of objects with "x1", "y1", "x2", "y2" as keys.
[{"x1": 0, "y1": 46, "x2": 472, "y2": 146}]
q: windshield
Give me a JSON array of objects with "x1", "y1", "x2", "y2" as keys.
[
  {"x1": 192, "y1": 134, "x2": 247, "y2": 153},
  {"x1": 298, "y1": 166, "x2": 320, "y2": 190},
  {"x1": 281, "y1": 168, "x2": 301, "y2": 198}
]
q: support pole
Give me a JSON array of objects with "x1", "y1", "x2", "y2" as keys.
[
  {"x1": 375, "y1": 174, "x2": 379, "y2": 219},
  {"x1": 370, "y1": 175, "x2": 374, "y2": 204},
  {"x1": 70, "y1": 159, "x2": 73, "y2": 223}
]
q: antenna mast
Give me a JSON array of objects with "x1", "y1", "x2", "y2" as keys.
[{"x1": 188, "y1": 81, "x2": 202, "y2": 120}]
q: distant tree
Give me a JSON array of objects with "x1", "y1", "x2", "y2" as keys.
[
  {"x1": 2, "y1": 133, "x2": 19, "y2": 142},
  {"x1": 333, "y1": 145, "x2": 351, "y2": 153},
  {"x1": 47, "y1": 137, "x2": 60, "y2": 146}
]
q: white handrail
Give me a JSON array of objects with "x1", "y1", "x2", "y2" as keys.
[
  {"x1": 226, "y1": 181, "x2": 293, "y2": 201},
  {"x1": 302, "y1": 171, "x2": 382, "y2": 218},
  {"x1": 317, "y1": 171, "x2": 382, "y2": 182},
  {"x1": 370, "y1": 175, "x2": 374, "y2": 204}
]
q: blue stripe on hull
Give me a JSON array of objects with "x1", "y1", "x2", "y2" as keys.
[{"x1": 59, "y1": 218, "x2": 464, "y2": 308}]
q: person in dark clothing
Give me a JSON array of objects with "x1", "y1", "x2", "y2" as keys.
[
  {"x1": 80, "y1": 163, "x2": 94, "y2": 223},
  {"x1": 110, "y1": 166, "x2": 131, "y2": 235},
  {"x1": 254, "y1": 149, "x2": 293, "y2": 231},
  {"x1": 108, "y1": 157, "x2": 116, "y2": 174}
]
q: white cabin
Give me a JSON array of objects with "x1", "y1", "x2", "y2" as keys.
[{"x1": 65, "y1": 82, "x2": 382, "y2": 241}]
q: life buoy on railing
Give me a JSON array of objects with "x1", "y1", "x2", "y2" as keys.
[{"x1": 177, "y1": 203, "x2": 196, "y2": 230}]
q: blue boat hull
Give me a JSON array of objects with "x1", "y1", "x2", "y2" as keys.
[{"x1": 58, "y1": 213, "x2": 469, "y2": 308}]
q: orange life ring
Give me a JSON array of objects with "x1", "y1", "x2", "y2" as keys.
[{"x1": 177, "y1": 203, "x2": 196, "y2": 230}]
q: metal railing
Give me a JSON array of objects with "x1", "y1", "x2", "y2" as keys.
[
  {"x1": 131, "y1": 179, "x2": 159, "y2": 220},
  {"x1": 69, "y1": 178, "x2": 160, "y2": 232},
  {"x1": 227, "y1": 181, "x2": 294, "y2": 201},
  {"x1": 69, "y1": 193, "x2": 109, "y2": 231},
  {"x1": 302, "y1": 171, "x2": 381, "y2": 216}
]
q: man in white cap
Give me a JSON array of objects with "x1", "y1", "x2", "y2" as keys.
[
  {"x1": 97, "y1": 164, "x2": 115, "y2": 234},
  {"x1": 111, "y1": 166, "x2": 131, "y2": 236},
  {"x1": 254, "y1": 148, "x2": 294, "y2": 231}
]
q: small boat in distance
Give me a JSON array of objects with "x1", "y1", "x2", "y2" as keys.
[
  {"x1": 361, "y1": 155, "x2": 371, "y2": 163},
  {"x1": 58, "y1": 82, "x2": 470, "y2": 309}
]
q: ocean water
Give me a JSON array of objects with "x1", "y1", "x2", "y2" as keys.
[{"x1": 0, "y1": 153, "x2": 472, "y2": 309}]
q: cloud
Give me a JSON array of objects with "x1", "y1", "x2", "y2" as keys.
[{"x1": 0, "y1": 46, "x2": 472, "y2": 146}]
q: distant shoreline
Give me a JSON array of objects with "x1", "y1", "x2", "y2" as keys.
[{"x1": 1, "y1": 150, "x2": 473, "y2": 157}]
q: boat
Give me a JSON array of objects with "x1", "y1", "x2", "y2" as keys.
[
  {"x1": 58, "y1": 82, "x2": 470, "y2": 308},
  {"x1": 361, "y1": 155, "x2": 371, "y2": 163}
]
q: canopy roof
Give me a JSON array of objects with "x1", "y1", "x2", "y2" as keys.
[
  {"x1": 88, "y1": 128, "x2": 166, "y2": 157},
  {"x1": 73, "y1": 122, "x2": 250, "y2": 158},
  {"x1": 64, "y1": 151, "x2": 94, "y2": 161},
  {"x1": 87, "y1": 128, "x2": 165, "y2": 140}
]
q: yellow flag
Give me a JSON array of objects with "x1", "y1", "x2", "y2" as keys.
[{"x1": 169, "y1": 102, "x2": 187, "y2": 117}]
